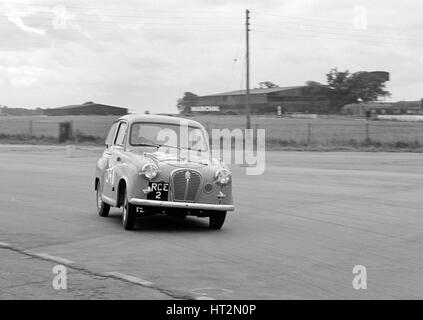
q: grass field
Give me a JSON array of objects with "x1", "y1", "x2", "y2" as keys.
[{"x1": 1, "y1": 114, "x2": 423, "y2": 151}]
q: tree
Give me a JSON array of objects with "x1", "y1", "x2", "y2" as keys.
[
  {"x1": 347, "y1": 71, "x2": 390, "y2": 102},
  {"x1": 176, "y1": 92, "x2": 199, "y2": 113},
  {"x1": 305, "y1": 80, "x2": 328, "y2": 95},
  {"x1": 325, "y1": 69, "x2": 355, "y2": 111},
  {"x1": 307, "y1": 68, "x2": 390, "y2": 112}
]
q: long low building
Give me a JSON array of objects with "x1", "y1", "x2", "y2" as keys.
[
  {"x1": 186, "y1": 71, "x2": 390, "y2": 115},
  {"x1": 44, "y1": 101, "x2": 128, "y2": 116},
  {"x1": 342, "y1": 100, "x2": 423, "y2": 116},
  {"x1": 187, "y1": 86, "x2": 330, "y2": 114}
]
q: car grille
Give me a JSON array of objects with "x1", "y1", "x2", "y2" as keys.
[{"x1": 172, "y1": 169, "x2": 202, "y2": 202}]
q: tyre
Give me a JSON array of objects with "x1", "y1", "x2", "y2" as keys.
[
  {"x1": 209, "y1": 211, "x2": 226, "y2": 230},
  {"x1": 96, "y1": 181, "x2": 110, "y2": 217},
  {"x1": 122, "y1": 188, "x2": 136, "y2": 230}
]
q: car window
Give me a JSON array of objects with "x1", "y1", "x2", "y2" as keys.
[
  {"x1": 105, "y1": 122, "x2": 119, "y2": 147},
  {"x1": 130, "y1": 122, "x2": 208, "y2": 152},
  {"x1": 114, "y1": 122, "x2": 128, "y2": 146}
]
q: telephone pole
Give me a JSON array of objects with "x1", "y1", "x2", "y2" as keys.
[{"x1": 245, "y1": 9, "x2": 251, "y2": 130}]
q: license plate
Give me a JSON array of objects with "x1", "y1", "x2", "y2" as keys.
[{"x1": 147, "y1": 181, "x2": 169, "y2": 201}]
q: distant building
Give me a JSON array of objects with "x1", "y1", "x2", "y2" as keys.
[
  {"x1": 44, "y1": 101, "x2": 128, "y2": 116},
  {"x1": 393, "y1": 100, "x2": 423, "y2": 114},
  {"x1": 342, "y1": 102, "x2": 393, "y2": 116},
  {"x1": 185, "y1": 71, "x2": 389, "y2": 115},
  {"x1": 188, "y1": 86, "x2": 330, "y2": 115},
  {"x1": 342, "y1": 100, "x2": 423, "y2": 116}
]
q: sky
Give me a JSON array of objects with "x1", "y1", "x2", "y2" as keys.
[{"x1": 0, "y1": 0, "x2": 422, "y2": 113}]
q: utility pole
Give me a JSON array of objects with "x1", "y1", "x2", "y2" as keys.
[{"x1": 245, "y1": 9, "x2": 251, "y2": 130}]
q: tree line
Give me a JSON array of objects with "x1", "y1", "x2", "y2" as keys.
[
  {"x1": 306, "y1": 68, "x2": 390, "y2": 113},
  {"x1": 0, "y1": 106, "x2": 45, "y2": 116}
]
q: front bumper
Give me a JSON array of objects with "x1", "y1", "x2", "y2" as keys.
[{"x1": 129, "y1": 198, "x2": 234, "y2": 212}]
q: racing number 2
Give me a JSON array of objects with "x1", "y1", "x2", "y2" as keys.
[{"x1": 148, "y1": 182, "x2": 169, "y2": 201}]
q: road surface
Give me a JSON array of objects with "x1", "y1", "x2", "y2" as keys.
[{"x1": 1, "y1": 145, "x2": 423, "y2": 299}]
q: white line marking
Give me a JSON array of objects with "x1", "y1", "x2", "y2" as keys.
[
  {"x1": 27, "y1": 252, "x2": 75, "y2": 265},
  {"x1": 194, "y1": 296, "x2": 215, "y2": 300},
  {"x1": 0, "y1": 242, "x2": 11, "y2": 248},
  {"x1": 107, "y1": 272, "x2": 154, "y2": 286},
  {"x1": 191, "y1": 287, "x2": 233, "y2": 295}
]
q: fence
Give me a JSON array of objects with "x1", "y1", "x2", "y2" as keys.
[
  {"x1": 0, "y1": 116, "x2": 115, "y2": 143},
  {"x1": 201, "y1": 118, "x2": 423, "y2": 147},
  {"x1": 1, "y1": 115, "x2": 423, "y2": 148}
]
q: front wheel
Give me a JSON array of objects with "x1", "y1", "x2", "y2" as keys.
[
  {"x1": 209, "y1": 211, "x2": 227, "y2": 230},
  {"x1": 122, "y1": 189, "x2": 136, "y2": 230},
  {"x1": 96, "y1": 182, "x2": 110, "y2": 217}
]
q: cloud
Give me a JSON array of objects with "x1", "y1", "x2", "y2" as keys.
[
  {"x1": 3, "y1": 66, "x2": 42, "y2": 86},
  {"x1": 7, "y1": 16, "x2": 46, "y2": 35},
  {"x1": 2, "y1": 2, "x2": 46, "y2": 34},
  {"x1": 0, "y1": 0, "x2": 422, "y2": 112},
  {"x1": 1, "y1": 1, "x2": 80, "y2": 35}
]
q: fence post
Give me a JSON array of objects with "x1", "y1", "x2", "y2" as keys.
[
  {"x1": 59, "y1": 121, "x2": 73, "y2": 143},
  {"x1": 307, "y1": 123, "x2": 311, "y2": 145},
  {"x1": 29, "y1": 120, "x2": 33, "y2": 136},
  {"x1": 70, "y1": 120, "x2": 75, "y2": 142},
  {"x1": 365, "y1": 122, "x2": 370, "y2": 142}
]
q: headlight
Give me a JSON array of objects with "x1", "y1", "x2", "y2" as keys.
[
  {"x1": 140, "y1": 163, "x2": 159, "y2": 180},
  {"x1": 215, "y1": 168, "x2": 231, "y2": 185}
]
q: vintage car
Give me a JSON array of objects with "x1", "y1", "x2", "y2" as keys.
[{"x1": 95, "y1": 114, "x2": 234, "y2": 230}]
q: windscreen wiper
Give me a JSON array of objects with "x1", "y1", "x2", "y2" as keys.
[
  {"x1": 139, "y1": 143, "x2": 206, "y2": 152},
  {"x1": 137, "y1": 143, "x2": 161, "y2": 148}
]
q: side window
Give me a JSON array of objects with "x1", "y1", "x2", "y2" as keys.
[
  {"x1": 105, "y1": 122, "x2": 119, "y2": 147},
  {"x1": 114, "y1": 122, "x2": 128, "y2": 146}
]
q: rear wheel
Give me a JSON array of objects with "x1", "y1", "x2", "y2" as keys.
[
  {"x1": 209, "y1": 211, "x2": 226, "y2": 230},
  {"x1": 96, "y1": 181, "x2": 110, "y2": 217},
  {"x1": 122, "y1": 189, "x2": 136, "y2": 230}
]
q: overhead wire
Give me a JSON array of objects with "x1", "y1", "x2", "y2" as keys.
[
  {"x1": 224, "y1": 28, "x2": 244, "y2": 92},
  {"x1": 256, "y1": 11, "x2": 423, "y2": 33},
  {"x1": 252, "y1": 28, "x2": 423, "y2": 47},
  {"x1": 0, "y1": 4, "x2": 420, "y2": 46}
]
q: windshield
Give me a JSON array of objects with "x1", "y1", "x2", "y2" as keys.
[{"x1": 129, "y1": 122, "x2": 208, "y2": 152}]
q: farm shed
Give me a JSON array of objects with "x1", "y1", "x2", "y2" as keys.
[
  {"x1": 188, "y1": 86, "x2": 330, "y2": 115},
  {"x1": 342, "y1": 100, "x2": 423, "y2": 116},
  {"x1": 342, "y1": 102, "x2": 394, "y2": 116},
  {"x1": 44, "y1": 101, "x2": 128, "y2": 116}
]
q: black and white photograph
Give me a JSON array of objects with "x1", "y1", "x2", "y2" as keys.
[{"x1": 0, "y1": 0, "x2": 423, "y2": 305}]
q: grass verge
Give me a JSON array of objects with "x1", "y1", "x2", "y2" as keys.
[{"x1": 1, "y1": 133, "x2": 423, "y2": 152}]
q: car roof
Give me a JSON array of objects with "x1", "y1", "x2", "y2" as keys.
[{"x1": 117, "y1": 114, "x2": 204, "y2": 128}]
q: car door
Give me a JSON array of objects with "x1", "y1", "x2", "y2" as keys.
[
  {"x1": 102, "y1": 121, "x2": 128, "y2": 203},
  {"x1": 99, "y1": 121, "x2": 118, "y2": 193}
]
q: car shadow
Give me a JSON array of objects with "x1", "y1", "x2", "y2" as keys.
[{"x1": 107, "y1": 210, "x2": 214, "y2": 232}]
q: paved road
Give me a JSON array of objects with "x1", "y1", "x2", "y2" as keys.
[{"x1": 1, "y1": 146, "x2": 423, "y2": 299}]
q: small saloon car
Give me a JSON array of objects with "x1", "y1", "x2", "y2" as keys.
[{"x1": 95, "y1": 114, "x2": 234, "y2": 230}]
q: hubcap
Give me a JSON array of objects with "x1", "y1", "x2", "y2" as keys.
[
  {"x1": 123, "y1": 199, "x2": 128, "y2": 223},
  {"x1": 97, "y1": 188, "x2": 102, "y2": 210}
]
